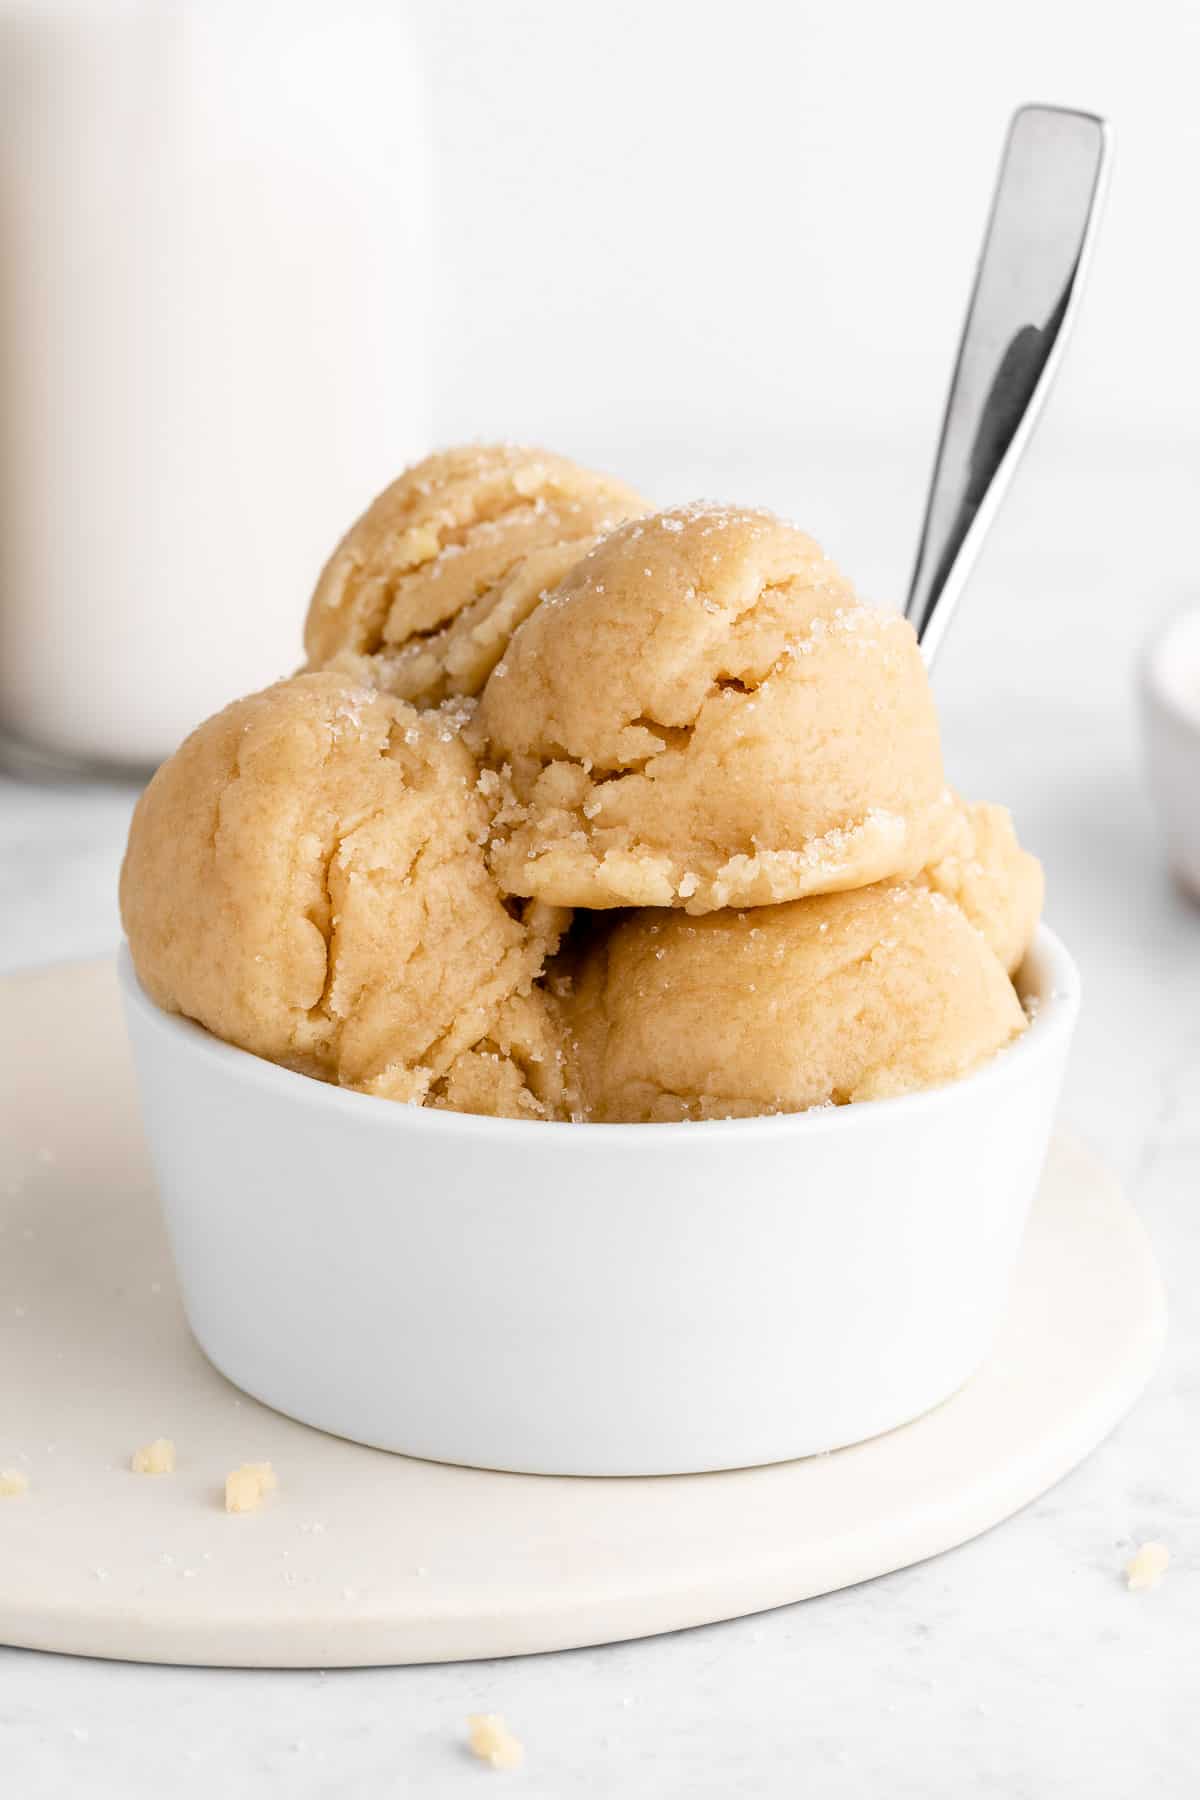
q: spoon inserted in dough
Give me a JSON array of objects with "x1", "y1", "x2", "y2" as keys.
[{"x1": 905, "y1": 103, "x2": 1110, "y2": 665}]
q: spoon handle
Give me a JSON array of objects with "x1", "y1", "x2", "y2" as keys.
[{"x1": 905, "y1": 104, "x2": 1110, "y2": 664}]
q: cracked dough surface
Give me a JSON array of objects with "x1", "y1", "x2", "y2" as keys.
[
  {"x1": 432, "y1": 988, "x2": 578, "y2": 1122},
  {"x1": 565, "y1": 882, "x2": 1027, "y2": 1122},
  {"x1": 478, "y1": 504, "x2": 957, "y2": 913},
  {"x1": 119, "y1": 672, "x2": 568, "y2": 1114},
  {"x1": 304, "y1": 444, "x2": 647, "y2": 707},
  {"x1": 921, "y1": 799, "x2": 1044, "y2": 976}
]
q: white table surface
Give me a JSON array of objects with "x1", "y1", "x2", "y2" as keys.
[{"x1": 2, "y1": 450, "x2": 1198, "y2": 1796}]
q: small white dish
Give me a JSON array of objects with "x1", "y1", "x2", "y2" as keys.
[
  {"x1": 2, "y1": 958, "x2": 1161, "y2": 1665},
  {"x1": 118, "y1": 930, "x2": 1079, "y2": 1477},
  {"x1": 1141, "y1": 606, "x2": 1200, "y2": 898}
]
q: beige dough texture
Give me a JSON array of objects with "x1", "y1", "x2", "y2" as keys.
[
  {"x1": 564, "y1": 881, "x2": 1027, "y2": 1122},
  {"x1": 119, "y1": 672, "x2": 570, "y2": 1116},
  {"x1": 130, "y1": 1438, "x2": 176, "y2": 1476},
  {"x1": 477, "y1": 504, "x2": 958, "y2": 914},
  {"x1": 225, "y1": 1462, "x2": 278, "y2": 1515},
  {"x1": 466, "y1": 1714, "x2": 525, "y2": 1771},
  {"x1": 304, "y1": 443, "x2": 648, "y2": 707},
  {"x1": 431, "y1": 987, "x2": 579, "y2": 1122},
  {"x1": 1125, "y1": 1542, "x2": 1170, "y2": 1591},
  {"x1": 922, "y1": 799, "x2": 1044, "y2": 976}
]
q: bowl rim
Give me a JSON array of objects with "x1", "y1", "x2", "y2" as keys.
[{"x1": 118, "y1": 923, "x2": 1080, "y2": 1146}]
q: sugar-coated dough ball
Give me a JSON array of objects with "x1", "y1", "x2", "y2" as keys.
[
  {"x1": 565, "y1": 882, "x2": 1027, "y2": 1122},
  {"x1": 921, "y1": 799, "x2": 1043, "y2": 975},
  {"x1": 478, "y1": 504, "x2": 958, "y2": 914},
  {"x1": 120, "y1": 672, "x2": 567, "y2": 1113},
  {"x1": 304, "y1": 444, "x2": 647, "y2": 706}
]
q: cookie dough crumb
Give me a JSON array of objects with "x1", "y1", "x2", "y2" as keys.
[
  {"x1": 466, "y1": 1713, "x2": 524, "y2": 1771},
  {"x1": 0, "y1": 1469, "x2": 28, "y2": 1497},
  {"x1": 131, "y1": 1437, "x2": 176, "y2": 1476},
  {"x1": 1125, "y1": 1541, "x2": 1170, "y2": 1591},
  {"x1": 225, "y1": 1462, "x2": 278, "y2": 1514}
]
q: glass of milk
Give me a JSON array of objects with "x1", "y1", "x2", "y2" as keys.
[{"x1": 0, "y1": 0, "x2": 429, "y2": 773}]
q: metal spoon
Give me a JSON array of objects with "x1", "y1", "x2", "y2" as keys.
[{"x1": 905, "y1": 104, "x2": 1111, "y2": 664}]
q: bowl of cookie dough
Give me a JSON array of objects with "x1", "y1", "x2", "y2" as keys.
[{"x1": 119, "y1": 446, "x2": 1079, "y2": 1476}]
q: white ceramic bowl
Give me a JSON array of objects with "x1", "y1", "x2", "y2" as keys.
[
  {"x1": 119, "y1": 929, "x2": 1079, "y2": 1476},
  {"x1": 1141, "y1": 606, "x2": 1200, "y2": 898}
]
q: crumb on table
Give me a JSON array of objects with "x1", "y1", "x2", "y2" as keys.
[
  {"x1": 0, "y1": 1469, "x2": 29, "y2": 1498},
  {"x1": 1125, "y1": 1541, "x2": 1170, "y2": 1591},
  {"x1": 131, "y1": 1437, "x2": 176, "y2": 1476},
  {"x1": 466, "y1": 1713, "x2": 524, "y2": 1771},
  {"x1": 224, "y1": 1461, "x2": 278, "y2": 1514}
]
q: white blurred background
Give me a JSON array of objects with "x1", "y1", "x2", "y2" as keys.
[{"x1": 415, "y1": 0, "x2": 1199, "y2": 474}]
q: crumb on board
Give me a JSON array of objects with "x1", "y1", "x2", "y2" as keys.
[
  {"x1": 224, "y1": 1462, "x2": 278, "y2": 1514},
  {"x1": 1125, "y1": 1541, "x2": 1170, "y2": 1591},
  {"x1": 131, "y1": 1437, "x2": 176, "y2": 1476},
  {"x1": 0, "y1": 1469, "x2": 29, "y2": 1498},
  {"x1": 466, "y1": 1713, "x2": 524, "y2": 1771}
]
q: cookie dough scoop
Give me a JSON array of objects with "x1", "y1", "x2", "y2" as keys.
[
  {"x1": 565, "y1": 881, "x2": 1027, "y2": 1123},
  {"x1": 304, "y1": 443, "x2": 648, "y2": 707},
  {"x1": 479, "y1": 503, "x2": 959, "y2": 913},
  {"x1": 921, "y1": 797, "x2": 1043, "y2": 976},
  {"x1": 119, "y1": 672, "x2": 569, "y2": 1117}
]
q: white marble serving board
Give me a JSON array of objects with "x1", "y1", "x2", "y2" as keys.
[{"x1": 0, "y1": 960, "x2": 1165, "y2": 1669}]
